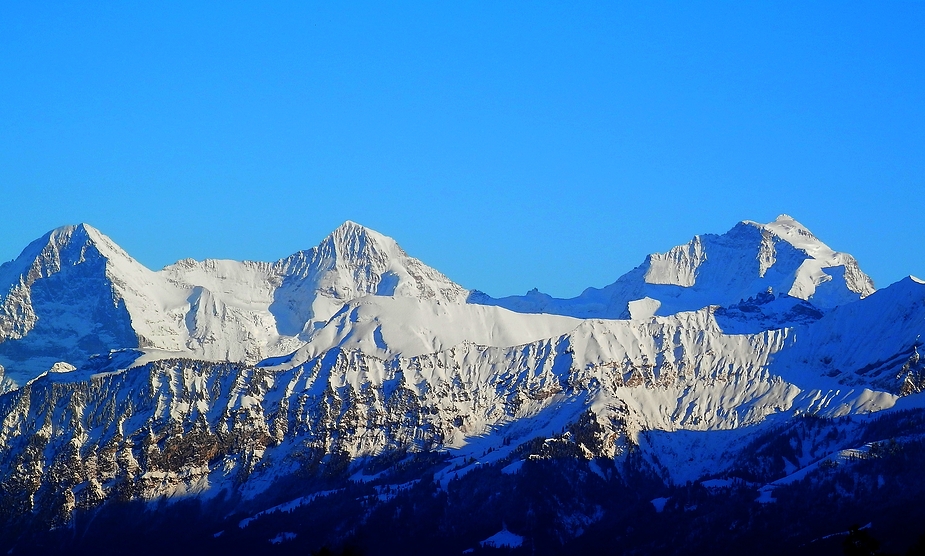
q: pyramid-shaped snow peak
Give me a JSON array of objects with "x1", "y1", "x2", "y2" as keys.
[
  {"x1": 0, "y1": 224, "x2": 170, "y2": 383},
  {"x1": 268, "y1": 221, "x2": 469, "y2": 334},
  {"x1": 276, "y1": 220, "x2": 467, "y2": 305},
  {"x1": 642, "y1": 214, "x2": 875, "y2": 302},
  {"x1": 0, "y1": 224, "x2": 137, "y2": 341},
  {"x1": 0, "y1": 224, "x2": 108, "y2": 288}
]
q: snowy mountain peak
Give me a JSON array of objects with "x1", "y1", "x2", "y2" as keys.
[
  {"x1": 24, "y1": 223, "x2": 103, "y2": 269},
  {"x1": 0, "y1": 221, "x2": 474, "y2": 387},
  {"x1": 639, "y1": 215, "x2": 874, "y2": 303},
  {"x1": 0, "y1": 224, "x2": 151, "y2": 382},
  {"x1": 272, "y1": 222, "x2": 469, "y2": 334},
  {"x1": 320, "y1": 220, "x2": 405, "y2": 267},
  {"x1": 471, "y1": 215, "x2": 875, "y2": 321},
  {"x1": 744, "y1": 214, "x2": 834, "y2": 260},
  {"x1": 332, "y1": 219, "x2": 368, "y2": 234},
  {"x1": 12, "y1": 223, "x2": 141, "y2": 277},
  {"x1": 753, "y1": 216, "x2": 873, "y2": 299},
  {"x1": 0, "y1": 223, "x2": 118, "y2": 336},
  {"x1": 45, "y1": 222, "x2": 109, "y2": 244}
]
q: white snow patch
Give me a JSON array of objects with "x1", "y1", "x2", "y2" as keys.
[
  {"x1": 350, "y1": 469, "x2": 388, "y2": 483},
  {"x1": 239, "y1": 489, "x2": 342, "y2": 528},
  {"x1": 49, "y1": 362, "x2": 76, "y2": 373},
  {"x1": 480, "y1": 526, "x2": 524, "y2": 549},
  {"x1": 269, "y1": 532, "x2": 297, "y2": 544},
  {"x1": 700, "y1": 478, "x2": 734, "y2": 489},
  {"x1": 756, "y1": 486, "x2": 776, "y2": 504},
  {"x1": 588, "y1": 459, "x2": 606, "y2": 480},
  {"x1": 373, "y1": 480, "x2": 419, "y2": 502}
]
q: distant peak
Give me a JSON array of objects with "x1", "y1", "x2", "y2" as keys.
[
  {"x1": 766, "y1": 214, "x2": 812, "y2": 233},
  {"x1": 741, "y1": 214, "x2": 805, "y2": 230},
  {"x1": 326, "y1": 221, "x2": 392, "y2": 244},
  {"x1": 77, "y1": 222, "x2": 106, "y2": 235},
  {"x1": 47, "y1": 222, "x2": 103, "y2": 241},
  {"x1": 75, "y1": 223, "x2": 111, "y2": 246},
  {"x1": 43, "y1": 223, "x2": 91, "y2": 246},
  {"x1": 911, "y1": 275, "x2": 925, "y2": 285},
  {"x1": 32, "y1": 223, "x2": 136, "y2": 267},
  {"x1": 328, "y1": 220, "x2": 384, "y2": 239},
  {"x1": 312, "y1": 221, "x2": 401, "y2": 264},
  {"x1": 335, "y1": 220, "x2": 364, "y2": 231},
  {"x1": 752, "y1": 214, "x2": 832, "y2": 255}
]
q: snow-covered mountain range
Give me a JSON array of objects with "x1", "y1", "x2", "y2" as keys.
[
  {"x1": 0, "y1": 221, "x2": 468, "y2": 387},
  {"x1": 1, "y1": 215, "x2": 923, "y2": 554}
]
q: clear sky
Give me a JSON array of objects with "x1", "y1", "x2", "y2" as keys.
[{"x1": 1, "y1": 2, "x2": 923, "y2": 297}]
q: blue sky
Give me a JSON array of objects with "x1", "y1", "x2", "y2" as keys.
[{"x1": 1, "y1": 2, "x2": 923, "y2": 297}]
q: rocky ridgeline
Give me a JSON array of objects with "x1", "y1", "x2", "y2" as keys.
[{"x1": 0, "y1": 304, "x2": 899, "y2": 530}]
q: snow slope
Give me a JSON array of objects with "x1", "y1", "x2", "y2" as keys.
[
  {"x1": 0, "y1": 300, "x2": 906, "y2": 520},
  {"x1": 771, "y1": 275, "x2": 925, "y2": 395},
  {"x1": 293, "y1": 295, "x2": 582, "y2": 361}
]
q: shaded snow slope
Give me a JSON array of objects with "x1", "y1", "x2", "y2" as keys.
[{"x1": 470, "y1": 215, "x2": 874, "y2": 322}]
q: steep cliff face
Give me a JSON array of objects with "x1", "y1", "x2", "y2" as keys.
[{"x1": 0, "y1": 225, "x2": 149, "y2": 385}]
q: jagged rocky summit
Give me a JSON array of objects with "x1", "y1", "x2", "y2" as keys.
[{"x1": 0, "y1": 215, "x2": 924, "y2": 554}]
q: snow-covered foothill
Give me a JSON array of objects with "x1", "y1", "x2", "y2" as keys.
[{"x1": 289, "y1": 295, "x2": 582, "y2": 361}]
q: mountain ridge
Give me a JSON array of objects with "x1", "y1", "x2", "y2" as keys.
[
  {"x1": 1, "y1": 215, "x2": 923, "y2": 554},
  {"x1": 0, "y1": 221, "x2": 471, "y2": 387}
]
